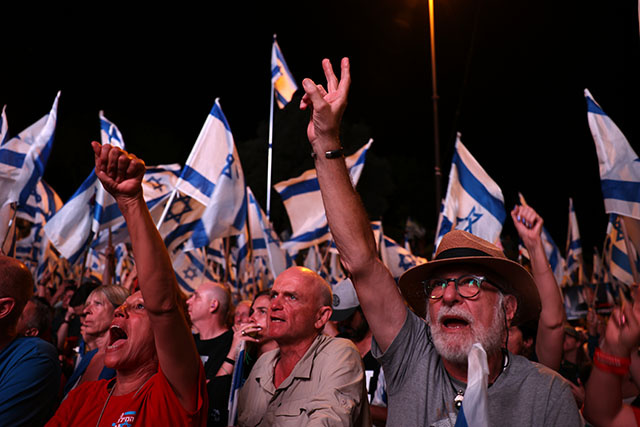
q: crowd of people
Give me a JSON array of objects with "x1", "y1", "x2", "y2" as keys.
[{"x1": 0, "y1": 57, "x2": 638, "y2": 426}]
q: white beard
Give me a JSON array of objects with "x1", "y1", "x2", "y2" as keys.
[{"x1": 428, "y1": 295, "x2": 505, "y2": 364}]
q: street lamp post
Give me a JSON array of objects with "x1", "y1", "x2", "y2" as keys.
[{"x1": 428, "y1": 0, "x2": 442, "y2": 218}]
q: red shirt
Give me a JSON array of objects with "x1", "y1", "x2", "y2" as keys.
[{"x1": 46, "y1": 365, "x2": 207, "y2": 426}]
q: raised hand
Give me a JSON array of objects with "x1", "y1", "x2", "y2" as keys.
[
  {"x1": 91, "y1": 141, "x2": 146, "y2": 202},
  {"x1": 603, "y1": 303, "x2": 640, "y2": 357},
  {"x1": 511, "y1": 204, "x2": 543, "y2": 250},
  {"x1": 300, "y1": 57, "x2": 351, "y2": 146}
]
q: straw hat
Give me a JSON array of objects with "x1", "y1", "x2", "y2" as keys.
[{"x1": 398, "y1": 230, "x2": 541, "y2": 326}]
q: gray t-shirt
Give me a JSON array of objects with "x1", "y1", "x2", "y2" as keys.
[{"x1": 371, "y1": 309, "x2": 582, "y2": 427}]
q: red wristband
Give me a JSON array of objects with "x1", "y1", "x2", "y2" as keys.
[{"x1": 594, "y1": 348, "x2": 631, "y2": 376}]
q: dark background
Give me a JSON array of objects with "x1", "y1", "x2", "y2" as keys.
[{"x1": 1, "y1": 1, "x2": 639, "y2": 269}]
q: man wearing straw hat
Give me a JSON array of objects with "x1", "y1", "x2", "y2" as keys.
[{"x1": 299, "y1": 57, "x2": 581, "y2": 426}]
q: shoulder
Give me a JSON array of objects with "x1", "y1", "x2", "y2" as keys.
[
  {"x1": 506, "y1": 354, "x2": 572, "y2": 393},
  {"x1": 0, "y1": 337, "x2": 58, "y2": 369},
  {"x1": 316, "y1": 335, "x2": 360, "y2": 359}
]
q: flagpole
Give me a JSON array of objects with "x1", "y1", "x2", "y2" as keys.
[
  {"x1": 266, "y1": 37, "x2": 276, "y2": 219},
  {"x1": 1, "y1": 203, "x2": 17, "y2": 256}
]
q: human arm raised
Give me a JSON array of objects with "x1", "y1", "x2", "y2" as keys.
[
  {"x1": 300, "y1": 58, "x2": 406, "y2": 352},
  {"x1": 583, "y1": 303, "x2": 640, "y2": 426},
  {"x1": 511, "y1": 204, "x2": 564, "y2": 370},
  {"x1": 92, "y1": 142, "x2": 201, "y2": 411}
]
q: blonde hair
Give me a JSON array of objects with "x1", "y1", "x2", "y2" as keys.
[{"x1": 89, "y1": 285, "x2": 129, "y2": 309}]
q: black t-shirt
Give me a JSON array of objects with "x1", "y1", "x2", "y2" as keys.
[{"x1": 194, "y1": 330, "x2": 233, "y2": 427}]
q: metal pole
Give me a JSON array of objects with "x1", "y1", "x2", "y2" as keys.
[{"x1": 428, "y1": 0, "x2": 442, "y2": 218}]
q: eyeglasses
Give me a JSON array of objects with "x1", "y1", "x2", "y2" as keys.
[{"x1": 423, "y1": 275, "x2": 490, "y2": 300}]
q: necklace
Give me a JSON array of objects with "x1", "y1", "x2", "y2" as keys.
[
  {"x1": 95, "y1": 376, "x2": 153, "y2": 427},
  {"x1": 448, "y1": 350, "x2": 510, "y2": 411}
]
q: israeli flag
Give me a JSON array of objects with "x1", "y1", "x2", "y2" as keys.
[
  {"x1": 0, "y1": 92, "x2": 60, "y2": 208},
  {"x1": 91, "y1": 163, "x2": 182, "y2": 251},
  {"x1": 14, "y1": 180, "x2": 63, "y2": 280},
  {"x1": 454, "y1": 343, "x2": 489, "y2": 427},
  {"x1": 0, "y1": 105, "x2": 7, "y2": 144},
  {"x1": 92, "y1": 112, "x2": 127, "y2": 234},
  {"x1": 275, "y1": 139, "x2": 373, "y2": 255},
  {"x1": 46, "y1": 162, "x2": 181, "y2": 264},
  {"x1": 381, "y1": 234, "x2": 427, "y2": 282},
  {"x1": 172, "y1": 247, "x2": 216, "y2": 294},
  {"x1": 605, "y1": 213, "x2": 640, "y2": 285},
  {"x1": 173, "y1": 99, "x2": 246, "y2": 250},
  {"x1": 435, "y1": 134, "x2": 506, "y2": 249},
  {"x1": 272, "y1": 38, "x2": 298, "y2": 109},
  {"x1": 585, "y1": 89, "x2": 640, "y2": 219},
  {"x1": 238, "y1": 188, "x2": 291, "y2": 286},
  {"x1": 566, "y1": 198, "x2": 583, "y2": 284}
]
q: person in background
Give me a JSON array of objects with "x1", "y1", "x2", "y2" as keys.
[
  {"x1": 62, "y1": 285, "x2": 129, "y2": 397},
  {"x1": 0, "y1": 255, "x2": 60, "y2": 426},
  {"x1": 234, "y1": 300, "x2": 252, "y2": 327}
]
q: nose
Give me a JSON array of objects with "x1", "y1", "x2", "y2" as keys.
[
  {"x1": 441, "y1": 280, "x2": 461, "y2": 305},
  {"x1": 270, "y1": 296, "x2": 282, "y2": 311},
  {"x1": 83, "y1": 304, "x2": 91, "y2": 315},
  {"x1": 114, "y1": 303, "x2": 129, "y2": 318}
]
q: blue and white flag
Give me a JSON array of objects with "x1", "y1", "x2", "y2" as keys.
[
  {"x1": 585, "y1": 89, "x2": 640, "y2": 220},
  {"x1": 92, "y1": 112, "x2": 126, "y2": 234},
  {"x1": 0, "y1": 105, "x2": 7, "y2": 144},
  {"x1": 227, "y1": 342, "x2": 246, "y2": 426},
  {"x1": 275, "y1": 139, "x2": 373, "y2": 255},
  {"x1": 172, "y1": 99, "x2": 246, "y2": 250},
  {"x1": 566, "y1": 198, "x2": 584, "y2": 284},
  {"x1": 0, "y1": 92, "x2": 60, "y2": 208},
  {"x1": 605, "y1": 213, "x2": 640, "y2": 286},
  {"x1": 435, "y1": 134, "x2": 506, "y2": 249},
  {"x1": 272, "y1": 38, "x2": 298, "y2": 109},
  {"x1": 454, "y1": 343, "x2": 489, "y2": 427},
  {"x1": 518, "y1": 193, "x2": 567, "y2": 286},
  {"x1": 172, "y1": 247, "x2": 216, "y2": 294},
  {"x1": 242, "y1": 188, "x2": 292, "y2": 286},
  {"x1": 91, "y1": 163, "x2": 182, "y2": 251},
  {"x1": 14, "y1": 180, "x2": 63, "y2": 280},
  {"x1": 381, "y1": 234, "x2": 427, "y2": 282},
  {"x1": 46, "y1": 162, "x2": 181, "y2": 264}
]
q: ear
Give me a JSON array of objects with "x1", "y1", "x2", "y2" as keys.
[
  {"x1": 314, "y1": 306, "x2": 333, "y2": 330},
  {"x1": 24, "y1": 327, "x2": 39, "y2": 337},
  {"x1": 0, "y1": 297, "x2": 15, "y2": 320},
  {"x1": 209, "y1": 299, "x2": 219, "y2": 314},
  {"x1": 503, "y1": 294, "x2": 518, "y2": 326}
]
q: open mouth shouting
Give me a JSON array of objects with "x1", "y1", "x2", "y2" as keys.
[
  {"x1": 437, "y1": 308, "x2": 473, "y2": 332},
  {"x1": 107, "y1": 324, "x2": 129, "y2": 351}
]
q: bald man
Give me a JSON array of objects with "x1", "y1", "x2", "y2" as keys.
[
  {"x1": 237, "y1": 266, "x2": 370, "y2": 426},
  {"x1": 186, "y1": 282, "x2": 234, "y2": 426},
  {"x1": 0, "y1": 255, "x2": 60, "y2": 425}
]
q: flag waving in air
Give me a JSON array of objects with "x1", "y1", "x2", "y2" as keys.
[
  {"x1": 585, "y1": 89, "x2": 640, "y2": 219},
  {"x1": 271, "y1": 37, "x2": 298, "y2": 109},
  {"x1": 435, "y1": 133, "x2": 506, "y2": 249}
]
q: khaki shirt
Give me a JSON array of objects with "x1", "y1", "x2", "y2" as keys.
[{"x1": 238, "y1": 334, "x2": 371, "y2": 426}]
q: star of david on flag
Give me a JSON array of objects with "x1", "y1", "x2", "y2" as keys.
[{"x1": 435, "y1": 133, "x2": 505, "y2": 249}]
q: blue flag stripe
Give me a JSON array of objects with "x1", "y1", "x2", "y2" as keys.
[
  {"x1": 0, "y1": 149, "x2": 26, "y2": 168},
  {"x1": 288, "y1": 224, "x2": 330, "y2": 244},
  {"x1": 453, "y1": 150, "x2": 506, "y2": 223},
  {"x1": 601, "y1": 179, "x2": 640, "y2": 203},
  {"x1": 586, "y1": 96, "x2": 605, "y2": 115},
  {"x1": 180, "y1": 165, "x2": 216, "y2": 198}
]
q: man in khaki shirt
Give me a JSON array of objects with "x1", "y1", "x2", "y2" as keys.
[{"x1": 237, "y1": 267, "x2": 370, "y2": 426}]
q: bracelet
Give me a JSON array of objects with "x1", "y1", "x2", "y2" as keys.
[
  {"x1": 594, "y1": 348, "x2": 631, "y2": 375},
  {"x1": 593, "y1": 358, "x2": 629, "y2": 376},
  {"x1": 224, "y1": 357, "x2": 235, "y2": 366},
  {"x1": 311, "y1": 148, "x2": 344, "y2": 160}
]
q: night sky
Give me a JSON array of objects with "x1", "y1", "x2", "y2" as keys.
[{"x1": 1, "y1": 1, "x2": 639, "y2": 268}]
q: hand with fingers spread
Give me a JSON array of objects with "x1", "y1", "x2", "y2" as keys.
[
  {"x1": 511, "y1": 204, "x2": 543, "y2": 250},
  {"x1": 91, "y1": 141, "x2": 146, "y2": 204},
  {"x1": 300, "y1": 57, "x2": 351, "y2": 149}
]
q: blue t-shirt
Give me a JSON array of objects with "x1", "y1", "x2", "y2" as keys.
[{"x1": 0, "y1": 336, "x2": 61, "y2": 425}]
